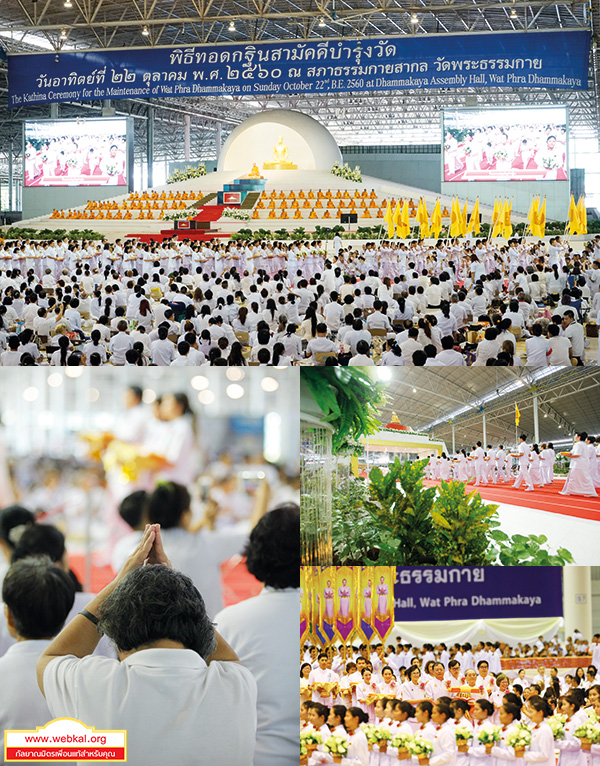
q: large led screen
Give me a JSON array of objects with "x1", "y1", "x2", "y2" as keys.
[
  {"x1": 443, "y1": 107, "x2": 568, "y2": 182},
  {"x1": 24, "y1": 118, "x2": 129, "y2": 187}
]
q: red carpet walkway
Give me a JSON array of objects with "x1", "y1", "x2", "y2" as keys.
[{"x1": 424, "y1": 479, "x2": 600, "y2": 522}]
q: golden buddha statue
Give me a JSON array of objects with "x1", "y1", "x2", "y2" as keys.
[
  {"x1": 246, "y1": 163, "x2": 264, "y2": 179},
  {"x1": 263, "y1": 136, "x2": 297, "y2": 170}
]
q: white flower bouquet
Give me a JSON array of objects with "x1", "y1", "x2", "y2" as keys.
[
  {"x1": 221, "y1": 207, "x2": 251, "y2": 221},
  {"x1": 360, "y1": 723, "x2": 379, "y2": 745},
  {"x1": 494, "y1": 148, "x2": 509, "y2": 162},
  {"x1": 65, "y1": 157, "x2": 78, "y2": 168},
  {"x1": 375, "y1": 725, "x2": 393, "y2": 753},
  {"x1": 408, "y1": 735, "x2": 434, "y2": 764},
  {"x1": 324, "y1": 733, "x2": 350, "y2": 763},
  {"x1": 547, "y1": 714, "x2": 567, "y2": 740},
  {"x1": 464, "y1": 146, "x2": 472, "y2": 156},
  {"x1": 506, "y1": 723, "x2": 532, "y2": 756},
  {"x1": 455, "y1": 726, "x2": 472, "y2": 752},
  {"x1": 300, "y1": 727, "x2": 322, "y2": 747},
  {"x1": 105, "y1": 163, "x2": 120, "y2": 176},
  {"x1": 574, "y1": 720, "x2": 600, "y2": 750},
  {"x1": 477, "y1": 724, "x2": 501, "y2": 753},
  {"x1": 391, "y1": 731, "x2": 413, "y2": 760},
  {"x1": 163, "y1": 210, "x2": 192, "y2": 221}
]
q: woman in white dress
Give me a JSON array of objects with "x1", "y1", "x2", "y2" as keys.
[
  {"x1": 560, "y1": 432, "x2": 598, "y2": 497},
  {"x1": 528, "y1": 445, "x2": 546, "y2": 487},
  {"x1": 342, "y1": 707, "x2": 369, "y2": 766},
  {"x1": 153, "y1": 393, "x2": 197, "y2": 487},
  {"x1": 400, "y1": 665, "x2": 430, "y2": 706},
  {"x1": 522, "y1": 696, "x2": 556, "y2": 766},
  {"x1": 556, "y1": 693, "x2": 587, "y2": 766},
  {"x1": 439, "y1": 453, "x2": 451, "y2": 482},
  {"x1": 491, "y1": 701, "x2": 523, "y2": 764},
  {"x1": 377, "y1": 576, "x2": 388, "y2": 617}
]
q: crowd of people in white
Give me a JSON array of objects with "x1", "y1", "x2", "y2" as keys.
[
  {"x1": 301, "y1": 634, "x2": 600, "y2": 765},
  {"x1": 0, "y1": 231, "x2": 598, "y2": 366}
]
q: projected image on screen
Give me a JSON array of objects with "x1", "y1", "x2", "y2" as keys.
[
  {"x1": 443, "y1": 107, "x2": 567, "y2": 182},
  {"x1": 24, "y1": 118, "x2": 128, "y2": 187}
]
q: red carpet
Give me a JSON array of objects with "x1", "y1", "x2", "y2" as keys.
[
  {"x1": 424, "y1": 479, "x2": 600, "y2": 521},
  {"x1": 69, "y1": 554, "x2": 262, "y2": 604}
]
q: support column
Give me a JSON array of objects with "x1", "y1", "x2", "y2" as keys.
[
  {"x1": 147, "y1": 107, "x2": 154, "y2": 188},
  {"x1": 50, "y1": 104, "x2": 59, "y2": 118},
  {"x1": 8, "y1": 140, "x2": 13, "y2": 212},
  {"x1": 533, "y1": 393, "x2": 540, "y2": 444},
  {"x1": 452, "y1": 423, "x2": 455, "y2": 455},
  {"x1": 482, "y1": 413, "x2": 486, "y2": 447},
  {"x1": 184, "y1": 115, "x2": 191, "y2": 162},
  {"x1": 563, "y1": 567, "x2": 592, "y2": 640},
  {"x1": 215, "y1": 121, "x2": 222, "y2": 161}
]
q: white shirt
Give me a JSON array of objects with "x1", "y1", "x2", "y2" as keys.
[
  {"x1": 215, "y1": 588, "x2": 298, "y2": 766},
  {"x1": 0, "y1": 639, "x2": 60, "y2": 763},
  {"x1": 44, "y1": 649, "x2": 257, "y2": 766},
  {"x1": 159, "y1": 526, "x2": 249, "y2": 618}
]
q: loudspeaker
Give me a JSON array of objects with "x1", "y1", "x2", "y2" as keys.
[{"x1": 340, "y1": 213, "x2": 358, "y2": 224}]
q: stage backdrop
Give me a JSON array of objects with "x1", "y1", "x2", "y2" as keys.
[
  {"x1": 7, "y1": 30, "x2": 590, "y2": 107},
  {"x1": 394, "y1": 567, "x2": 563, "y2": 621}
]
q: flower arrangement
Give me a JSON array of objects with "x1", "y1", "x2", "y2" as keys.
[
  {"x1": 542, "y1": 156, "x2": 559, "y2": 170},
  {"x1": 66, "y1": 158, "x2": 78, "y2": 168},
  {"x1": 464, "y1": 146, "x2": 472, "y2": 156},
  {"x1": 40, "y1": 153, "x2": 49, "y2": 163},
  {"x1": 392, "y1": 731, "x2": 414, "y2": 759},
  {"x1": 300, "y1": 727, "x2": 322, "y2": 746},
  {"x1": 494, "y1": 148, "x2": 509, "y2": 162},
  {"x1": 324, "y1": 734, "x2": 349, "y2": 763},
  {"x1": 360, "y1": 723, "x2": 379, "y2": 745},
  {"x1": 375, "y1": 726, "x2": 392, "y2": 742},
  {"x1": 105, "y1": 163, "x2": 120, "y2": 176},
  {"x1": 408, "y1": 735, "x2": 434, "y2": 763},
  {"x1": 221, "y1": 207, "x2": 251, "y2": 221},
  {"x1": 547, "y1": 714, "x2": 567, "y2": 740},
  {"x1": 163, "y1": 210, "x2": 193, "y2": 222},
  {"x1": 574, "y1": 720, "x2": 600, "y2": 750},
  {"x1": 455, "y1": 726, "x2": 472, "y2": 752},
  {"x1": 477, "y1": 725, "x2": 501, "y2": 753},
  {"x1": 167, "y1": 163, "x2": 207, "y2": 183},
  {"x1": 331, "y1": 161, "x2": 362, "y2": 183},
  {"x1": 506, "y1": 723, "x2": 532, "y2": 756}
]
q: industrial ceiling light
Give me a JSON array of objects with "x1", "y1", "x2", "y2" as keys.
[
  {"x1": 510, "y1": 5, "x2": 518, "y2": 17},
  {"x1": 64, "y1": 0, "x2": 72, "y2": 7},
  {"x1": 228, "y1": 20, "x2": 235, "y2": 31},
  {"x1": 410, "y1": 13, "x2": 419, "y2": 24},
  {"x1": 318, "y1": 17, "x2": 326, "y2": 26},
  {"x1": 142, "y1": 25, "x2": 149, "y2": 36},
  {"x1": 60, "y1": 28, "x2": 67, "y2": 38}
]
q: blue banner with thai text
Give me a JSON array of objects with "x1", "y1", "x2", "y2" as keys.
[
  {"x1": 7, "y1": 30, "x2": 590, "y2": 107},
  {"x1": 394, "y1": 567, "x2": 562, "y2": 621}
]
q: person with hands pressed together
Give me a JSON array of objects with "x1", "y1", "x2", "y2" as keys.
[{"x1": 36, "y1": 524, "x2": 257, "y2": 766}]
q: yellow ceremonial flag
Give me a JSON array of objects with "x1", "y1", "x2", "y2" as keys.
[
  {"x1": 450, "y1": 197, "x2": 462, "y2": 238},
  {"x1": 430, "y1": 199, "x2": 442, "y2": 239},
  {"x1": 392, "y1": 200, "x2": 402, "y2": 235},
  {"x1": 492, "y1": 199, "x2": 506, "y2": 238},
  {"x1": 397, "y1": 200, "x2": 411, "y2": 239},
  {"x1": 383, "y1": 201, "x2": 394, "y2": 238},
  {"x1": 492, "y1": 198, "x2": 500, "y2": 228},
  {"x1": 466, "y1": 197, "x2": 480, "y2": 235},
  {"x1": 461, "y1": 200, "x2": 468, "y2": 237},
  {"x1": 515, "y1": 403, "x2": 520, "y2": 426},
  {"x1": 535, "y1": 197, "x2": 546, "y2": 238},
  {"x1": 567, "y1": 194, "x2": 580, "y2": 236},
  {"x1": 577, "y1": 195, "x2": 587, "y2": 235},
  {"x1": 503, "y1": 199, "x2": 513, "y2": 239},
  {"x1": 527, "y1": 196, "x2": 539, "y2": 236},
  {"x1": 417, "y1": 198, "x2": 430, "y2": 239}
]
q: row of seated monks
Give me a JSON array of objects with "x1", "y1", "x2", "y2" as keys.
[
  {"x1": 261, "y1": 189, "x2": 378, "y2": 200},
  {"x1": 85, "y1": 200, "x2": 189, "y2": 211},
  {"x1": 50, "y1": 209, "x2": 176, "y2": 220}
]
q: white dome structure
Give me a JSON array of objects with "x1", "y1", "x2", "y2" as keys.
[{"x1": 217, "y1": 109, "x2": 342, "y2": 173}]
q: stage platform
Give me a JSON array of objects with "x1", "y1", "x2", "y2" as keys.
[{"x1": 16, "y1": 168, "x2": 519, "y2": 239}]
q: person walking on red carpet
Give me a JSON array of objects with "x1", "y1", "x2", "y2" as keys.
[
  {"x1": 510, "y1": 435, "x2": 534, "y2": 492},
  {"x1": 560, "y1": 432, "x2": 598, "y2": 498}
]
